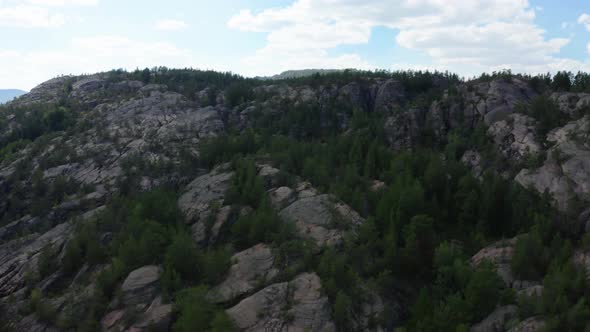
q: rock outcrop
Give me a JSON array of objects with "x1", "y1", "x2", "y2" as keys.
[
  {"x1": 226, "y1": 272, "x2": 336, "y2": 332},
  {"x1": 507, "y1": 317, "x2": 546, "y2": 332},
  {"x1": 470, "y1": 305, "x2": 518, "y2": 332},
  {"x1": 209, "y1": 243, "x2": 279, "y2": 304},
  {"x1": 178, "y1": 165, "x2": 233, "y2": 224},
  {"x1": 458, "y1": 78, "x2": 537, "y2": 125},
  {"x1": 516, "y1": 116, "x2": 590, "y2": 211},
  {"x1": 0, "y1": 222, "x2": 72, "y2": 298},
  {"x1": 471, "y1": 238, "x2": 517, "y2": 286},
  {"x1": 488, "y1": 114, "x2": 542, "y2": 163},
  {"x1": 278, "y1": 182, "x2": 364, "y2": 247},
  {"x1": 551, "y1": 92, "x2": 590, "y2": 116},
  {"x1": 101, "y1": 266, "x2": 171, "y2": 331},
  {"x1": 121, "y1": 265, "x2": 161, "y2": 306}
]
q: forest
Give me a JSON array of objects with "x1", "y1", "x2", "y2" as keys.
[{"x1": 1, "y1": 68, "x2": 590, "y2": 331}]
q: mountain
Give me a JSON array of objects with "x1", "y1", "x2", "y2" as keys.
[
  {"x1": 0, "y1": 68, "x2": 589, "y2": 331},
  {"x1": 0, "y1": 89, "x2": 27, "y2": 103}
]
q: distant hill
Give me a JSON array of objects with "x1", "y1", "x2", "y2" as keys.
[
  {"x1": 0, "y1": 89, "x2": 27, "y2": 104},
  {"x1": 263, "y1": 69, "x2": 347, "y2": 80}
]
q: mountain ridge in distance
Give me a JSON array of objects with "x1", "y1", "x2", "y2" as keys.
[{"x1": 0, "y1": 89, "x2": 27, "y2": 104}]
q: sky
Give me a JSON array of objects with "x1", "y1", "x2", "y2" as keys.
[{"x1": 1, "y1": 0, "x2": 590, "y2": 90}]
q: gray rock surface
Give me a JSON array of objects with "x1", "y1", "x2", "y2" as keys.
[
  {"x1": 226, "y1": 272, "x2": 336, "y2": 332},
  {"x1": 132, "y1": 296, "x2": 173, "y2": 331},
  {"x1": 462, "y1": 150, "x2": 484, "y2": 178},
  {"x1": 517, "y1": 285, "x2": 543, "y2": 298},
  {"x1": 384, "y1": 108, "x2": 427, "y2": 150},
  {"x1": 488, "y1": 114, "x2": 542, "y2": 163},
  {"x1": 516, "y1": 116, "x2": 590, "y2": 211},
  {"x1": 209, "y1": 243, "x2": 279, "y2": 303},
  {"x1": 551, "y1": 92, "x2": 590, "y2": 116},
  {"x1": 121, "y1": 265, "x2": 161, "y2": 306},
  {"x1": 278, "y1": 184, "x2": 364, "y2": 247},
  {"x1": 470, "y1": 305, "x2": 518, "y2": 332},
  {"x1": 507, "y1": 317, "x2": 546, "y2": 332},
  {"x1": 178, "y1": 165, "x2": 233, "y2": 224},
  {"x1": 10, "y1": 76, "x2": 71, "y2": 106},
  {"x1": 0, "y1": 222, "x2": 71, "y2": 297},
  {"x1": 471, "y1": 238, "x2": 517, "y2": 286}
]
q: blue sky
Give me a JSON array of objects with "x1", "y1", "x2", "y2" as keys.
[{"x1": 1, "y1": 0, "x2": 590, "y2": 90}]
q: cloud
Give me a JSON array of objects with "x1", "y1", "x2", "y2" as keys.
[
  {"x1": 0, "y1": 35, "x2": 199, "y2": 90},
  {"x1": 26, "y1": 0, "x2": 98, "y2": 6},
  {"x1": 578, "y1": 13, "x2": 590, "y2": 31},
  {"x1": 0, "y1": 5, "x2": 65, "y2": 27},
  {"x1": 228, "y1": 0, "x2": 583, "y2": 76},
  {"x1": 0, "y1": 0, "x2": 96, "y2": 28},
  {"x1": 155, "y1": 19, "x2": 188, "y2": 31}
]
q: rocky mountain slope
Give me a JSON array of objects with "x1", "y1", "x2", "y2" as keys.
[{"x1": 0, "y1": 68, "x2": 590, "y2": 331}]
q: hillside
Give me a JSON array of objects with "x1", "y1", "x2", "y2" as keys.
[
  {"x1": 0, "y1": 68, "x2": 590, "y2": 332},
  {"x1": 0, "y1": 89, "x2": 27, "y2": 104}
]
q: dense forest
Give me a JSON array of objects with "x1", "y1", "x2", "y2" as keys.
[{"x1": 1, "y1": 67, "x2": 590, "y2": 332}]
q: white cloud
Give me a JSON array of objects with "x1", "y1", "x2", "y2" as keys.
[
  {"x1": 0, "y1": 5, "x2": 65, "y2": 27},
  {"x1": 0, "y1": 0, "x2": 96, "y2": 28},
  {"x1": 578, "y1": 13, "x2": 590, "y2": 31},
  {"x1": 0, "y1": 36, "x2": 201, "y2": 90},
  {"x1": 228, "y1": 0, "x2": 583, "y2": 76},
  {"x1": 26, "y1": 0, "x2": 98, "y2": 6},
  {"x1": 155, "y1": 19, "x2": 188, "y2": 31}
]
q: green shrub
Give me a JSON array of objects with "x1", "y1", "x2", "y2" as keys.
[{"x1": 173, "y1": 286, "x2": 234, "y2": 332}]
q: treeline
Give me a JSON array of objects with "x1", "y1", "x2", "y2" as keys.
[{"x1": 476, "y1": 69, "x2": 590, "y2": 94}]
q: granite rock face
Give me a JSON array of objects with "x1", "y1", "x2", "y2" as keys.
[
  {"x1": 507, "y1": 317, "x2": 546, "y2": 332},
  {"x1": 178, "y1": 165, "x2": 233, "y2": 225},
  {"x1": 488, "y1": 114, "x2": 542, "y2": 163},
  {"x1": 471, "y1": 238, "x2": 517, "y2": 286},
  {"x1": 0, "y1": 222, "x2": 72, "y2": 298},
  {"x1": 226, "y1": 272, "x2": 336, "y2": 332},
  {"x1": 550, "y1": 92, "x2": 590, "y2": 116},
  {"x1": 121, "y1": 265, "x2": 161, "y2": 306},
  {"x1": 516, "y1": 116, "x2": 590, "y2": 211},
  {"x1": 278, "y1": 183, "x2": 364, "y2": 247},
  {"x1": 470, "y1": 305, "x2": 518, "y2": 332},
  {"x1": 209, "y1": 243, "x2": 279, "y2": 304}
]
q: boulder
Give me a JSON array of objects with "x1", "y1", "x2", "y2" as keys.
[
  {"x1": 279, "y1": 191, "x2": 364, "y2": 247},
  {"x1": 471, "y1": 238, "x2": 517, "y2": 286},
  {"x1": 269, "y1": 186, "x2": 296, "y2": 210},
  {"x1": 517, "y1": 285, "x2": 543, "y2": 298},
  {"x1": 209, "y1": 243, "x2": 279, "y2": 303},
  {"x1": 507, "y1": 317, "x2": 546, "y2": 332},
  {"x1": 470, "y1": 305, "x2": 518, "y2": 332},
  {"x1": 177, "y1": 165, "x2": 233, "y2": 224},
  {"x1": 226, "y1": 272, "x2": 336, "y2": 332},
  {"x1": 131, "y1": 296, "x2": 173, "y2": 331},
  {"x1": 121, "y1": 265, "x2": 161, "y2": 306},
  {"x1": 461, "y1": 150, "x2": 484, "y2": 178}
]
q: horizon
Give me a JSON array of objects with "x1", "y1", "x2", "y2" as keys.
[{"x1": 2, "y1": 0, "x2": 590, "y2": 90}]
